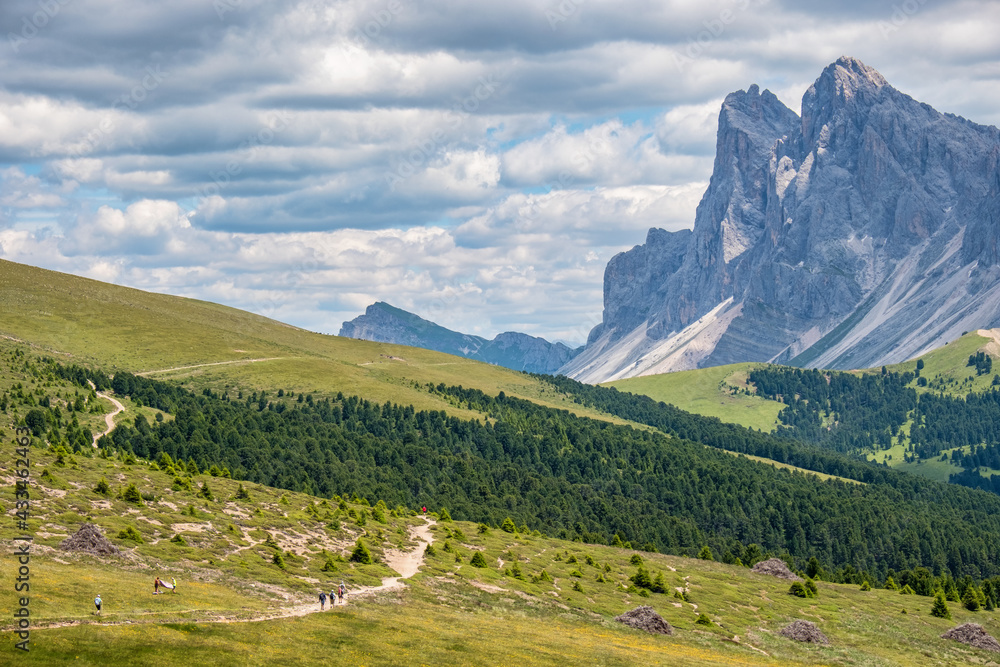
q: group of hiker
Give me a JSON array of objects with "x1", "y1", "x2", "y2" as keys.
[{"x1": 319, "y1": 582, "x2": 347, "y2": 610}]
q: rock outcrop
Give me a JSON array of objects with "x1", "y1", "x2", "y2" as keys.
[
  {"x1": 563, "y1": 57, "x2": 1000, "y2": 382},
  {"x1": 340, "y1": 302, "x2": 581, "y2": 374}
]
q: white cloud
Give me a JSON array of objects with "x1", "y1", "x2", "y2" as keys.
[{"x1": 0, "y1": 0, "x2": 997, "y2": 344}]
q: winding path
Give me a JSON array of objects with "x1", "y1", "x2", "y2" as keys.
[
  {"x1": 26, "y1": 518, "x2": 436, "y2": 630},
  {"x1": 88, "y1": 380, "x2": 125, "y2": 447},
  {"x1": 137, "y1": 357, "x2": 284, "y2": 376}
]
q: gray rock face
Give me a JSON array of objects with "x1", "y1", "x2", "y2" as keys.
[
  {"x1": 563, "y1": 57, "x2": 1000, "y2": 382},
  {"x1": 340, "y1": 302, "x2": 581, "y2": 374}
]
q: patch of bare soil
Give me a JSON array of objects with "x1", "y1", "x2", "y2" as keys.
[
  {"x1": 779, "y1": 620, "x2": 828, "y2": 644},
  {"x1": 941, "y1": 623, "x2": 1000, "y2": 652},
  {"x1": 751, "y1": 558, "x2": 802, "y2": 581},
  {"x1": 615, "y1": 606, "x2": 674, "y2": 635}
]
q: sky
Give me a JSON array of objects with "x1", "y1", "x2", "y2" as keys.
[{"x1": 1, "y1": 0, "x2": 999, "y2": 346}]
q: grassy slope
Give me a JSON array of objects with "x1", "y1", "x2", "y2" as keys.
[
  {"x1": 0, "y1": 259, "x2": 627, "y2": 426},
  {"x1": 872, "y1": 330, "x2": 1000, "y2": 479},
  {"x1": 3, "y1": 445, "x2": 998, "y2": 666},
  {"x1": 606, "y1": 363, "x2": 784, "y2": 432},
  {"x1": 0, "y1": 330, "x2": 991, "y2": 665}
]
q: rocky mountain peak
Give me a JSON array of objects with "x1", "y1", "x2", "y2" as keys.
[
  {"x1": 561, "y1": 58, "x2": 1000, "y2": 383},
  {"x1": 801, "y1": 56, "x2": 891, "y2": 148}
]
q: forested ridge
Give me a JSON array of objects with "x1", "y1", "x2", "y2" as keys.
[
  {"x1": 745, "y1": 366, "x2": 1000, "y2": 494},
  {"x1": 5, "y1": 358, "x2": 999, "y2": 592}
]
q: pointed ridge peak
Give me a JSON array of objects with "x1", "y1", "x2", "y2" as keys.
[
  {"x1": 823, "y1": 56, "x2": 889, "y2": 93},
  {"x1": 720, "y1": 82, "x2": 798, "y2": 134},
  {"x1": 723, "y1": 83, "x2": 786, "y2": 114}
]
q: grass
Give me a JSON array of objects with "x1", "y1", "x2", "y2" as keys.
[
  {"x1": 607, "y1": 363, "x2": 784, "y2": 432},
  {"x1": 0, "y1": 259, "x2": 636, "y2": 429},
  {"x1": 0, "y1": 363, "x2": 994, "y2": 665},
  {"x1": 8, "y1": 481, "x2": 1000, "y2": 666}
]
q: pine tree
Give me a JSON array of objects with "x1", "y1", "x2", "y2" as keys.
[
  {"x1": 350, "y1": 539, "x2": 373, "y2": 565},
  {"x1": 501, "y1": 517, "x2": 517, "y2": 533},
  {"x1": 198, "y1": 482, "x2": 214, "y2": 501},
  {"x1": 931, "y1": 591, "x2": 952, "y2": 619},
  {"x1": 94, "y1": 477, "x2": 110, "y2": 496},
  {"x1": 698, "y1": 545, "x2": 714, "y2": 561},
  {"x1": 122, "y1": 482, "x2": 144, "y2": 505},
  {"x1": 470, "y1": 551, "x2": 487, "y2": 568},
  {"x1": 963, "y1": 586, "x2": 982, "y2": 611}
]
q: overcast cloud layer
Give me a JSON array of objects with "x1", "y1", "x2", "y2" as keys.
[{"x1": 2, "y1": 0, "x2": 999, "y2": 345}]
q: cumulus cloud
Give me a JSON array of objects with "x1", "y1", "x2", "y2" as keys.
[{"x1": 1, "y1": 0, "x2": 997, "y2": 342}]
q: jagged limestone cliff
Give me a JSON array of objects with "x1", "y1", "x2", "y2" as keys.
[{"x1": 564, "y1": 57, "x2": 1000, "y2": 382}]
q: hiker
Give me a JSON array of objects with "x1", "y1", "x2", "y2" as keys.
[
  {"x1": 319, "y1": 591, "x2": 327, "y2": 610},
  {"x1": 94, "y1": 594, "x2": 102, "y2": 616},
  {"x1": 171, "y1": 577, "x2": 177, "y2": 593},
  {"x1": 154, "y1": 577, "x2": 160, "y2": 594},
  {"x1": 421, "y1": 506, "x2": 427, "y2": 514},
  {"x1": 338, "y1": 581, "x2": 346, "y2": 605}
]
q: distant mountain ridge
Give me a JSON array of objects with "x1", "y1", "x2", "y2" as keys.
[
  {"x1": 562, "y1": 56, "x2": 1000, "y2": 383},
  {"x1": 339, "y1": 302, "x2": 581, "y2": 374}
]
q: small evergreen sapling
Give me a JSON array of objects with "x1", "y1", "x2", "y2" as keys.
[
  {"x1": 931, "y1": 591, "x2": 952, "y2": 619},
  {"x1": 122, "y1": 482, "x2": 144, "y2": 505},
  {"x1": 470, "y1": 551, "x2": 487, "y2": 568},
  {"x1": 350, "y1": 539, "x2": 373, "y2": 565}
]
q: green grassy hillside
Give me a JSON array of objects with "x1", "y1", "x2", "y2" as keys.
[
  {"x1": 0, "y1": 259, "x2": 625, "y2": 426},
  {"x1": 7, "y1": 259, "x2": 1000, "y2": 664},
  {"x1": 4, "y1": 442, "x2": 1000, "y2": 666},
  {"x1": 606, "y1": 363, "x2": 784, "y2": 432}
]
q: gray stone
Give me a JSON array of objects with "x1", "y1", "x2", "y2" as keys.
[{"x1": 563, "y1": 57, "x2": 1000, "y2": 382}]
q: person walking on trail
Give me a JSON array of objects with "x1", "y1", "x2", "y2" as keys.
[
  {"x1": 94, "y1": 594, "x2": 102, "y2": 616},
  {"x1": 154, "y1": 577, "x2": 160, "y2": 594},
  {"x1": 171, "y1": 577, "x2": 177, "y2": 593},
  {"x1": 338, "y1": 582, "x2": 346, "y2": 605},
  {"x1": 319, "y1": 591, "x2": 327, "y2": 610}
]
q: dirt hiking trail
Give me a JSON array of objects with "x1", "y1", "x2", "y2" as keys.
[
  {"x1": 88, "y1": 379, "x2": 125, "y2": 447},
  {"x1": 28, "y1": 518, "x2": 436, "y2": 631}
]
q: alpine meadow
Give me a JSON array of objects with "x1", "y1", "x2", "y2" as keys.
[{"x1": 4, "y1": 2, "x2": 1000, "y2": 664}]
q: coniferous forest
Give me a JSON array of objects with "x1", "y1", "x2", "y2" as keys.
[{"x1": 17, "y1": 357, "x2": 1000, "y2": 601}]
